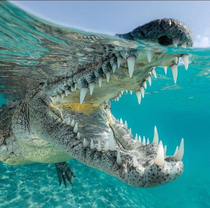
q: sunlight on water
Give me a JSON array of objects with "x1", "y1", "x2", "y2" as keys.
[{"x1": 0, "y1": 1, "x2": 210, "y2": 208}]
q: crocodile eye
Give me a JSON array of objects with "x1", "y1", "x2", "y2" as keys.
[{"x1": 158, "y1": 36, "x2": 173, "y2": 46}]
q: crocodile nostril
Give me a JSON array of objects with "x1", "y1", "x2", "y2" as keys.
[{"x1": 158, "y1": 36, "x2": 173, "y2": 46}]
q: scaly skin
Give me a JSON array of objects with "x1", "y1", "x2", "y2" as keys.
[{"x1": 0, "y1": 18, "x2": 193, "y2": 188}]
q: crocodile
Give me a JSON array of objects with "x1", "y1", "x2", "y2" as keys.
[{"x1": 0, "y1": 4, "x2": 193, "y2": 188}]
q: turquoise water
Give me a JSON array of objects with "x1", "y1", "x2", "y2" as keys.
[{"x1": 0, "y1": 2, "x2": 210, "y2": 208}]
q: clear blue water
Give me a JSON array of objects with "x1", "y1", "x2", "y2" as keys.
[{"x1": 0, "y1": 2, "x2": 210, "y2": 208}]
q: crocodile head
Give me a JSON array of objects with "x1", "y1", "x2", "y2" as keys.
[{"x1": 28, "y1": 18, "x2": 192, "y2": 188}]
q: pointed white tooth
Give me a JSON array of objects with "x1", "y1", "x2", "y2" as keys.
[
  {"x1": 117, "y1": 56, "x2": 121, "y2": 68},
  {"x1": 120, "y1": 118, "x2": 123, "y2": 124},
  {"x1": 133, "y1": 156, "x2": 138, "y2": 167},
  {"x1": 127, "y1": 56, "x2": 135, "y2": 78},
  {"x1": 89, "y1": 83, "x2": 95, "y2": 95},
  {"x1": 80, "y1": 88, "x2": 88, "y2": 104},
  {"x1": 140, "y1": 87, "x2": 145, "y2": 98},
  {"x1": 124, "y1": 120, "x2": 128, "y2": 128},
  {"x1": 147, "y1": 76, "x2": 152, "y2": 86},
  {"x1": 130, "y1": 91, "x2": 133, "y2": 95},
  {"x1": 104, "y1": 141, "x2": 109, "y2": 150},
  {"x1": 135, "y1": 91, "x2": 141, "y2": 105},
  {"x1": 142, "y1": 136, "x2": 146, "y2": 145},
  {"x1": 90, "y1": 139, "x2": 94, "y2": 150},
  {"x1": 116, "y1": 97, "x2": 120, "y2": 101},
  {"x1": 112, "y1": 64, "x2": 117, "y2": 73},
  {"x1": 154, "y1": 141, "x2": 165, "y2": 166},
  {"x1": 175, "y1": 138, "x2": 184, "y2": 161},
  {"x1": 106, "y1": 72, "x2": 111, "y2": 83},
  {"x1": 173, "y1": 37, "x2": 179, "y2": 47},
  {"x1": 61, "y1": 94, "x2": 64, "y2": 99},
  {"x1": 83, "y1": 138, "x2": 87, "y2": 147},
  {"x1": 182, "y1": 55, "x2": 189, "y2": 70},
  {"x1": 135, "y1": 134, "x2": 138, "y2": 140},
  {"x1": 57, "y1": 118, "x2": 61, "y2": 122},
  {"x1": 77, "y1": 132, "x2": 81, "y2": 139},
  {"x1": 97, "y1": 140, "x2": 101, "y2": 151},
  {"x1": 125, "y1": 90, "x2": 128, "y2": 93},
  {"x1": 152, "y1": 67, "x2": 157, "y2": 78},
  {"x1": 146, "y1": 49, "x2": 152, "y2": 63},
  {"x1": 73, "y1": 122, "x2": 78, "y2": 133},
  {"x1": 181, "y1": 42, "x2": 186, "y2": 48},
  {"x1": 171, "y1": 65, "x2": 178, "y2": 84},
  {"x1": 147, "y1": 138, "x2": 150, "y2": 145},
  {"x1": 173, "y1": 146, "x2": 179, "y2": 157},
  {"x1": 98, "y1": 77, "x2": 102, "y2": 87},
  {"x1": 109, "y1": 129, "x2": 116, "y2": 151},
  {"x1": 138, "y1": 136, "x2": 141, "y2": 143},
  {"x1": 66, "y1": 118, "x2": 71, "y2": 125},
  {"x1": 70, "y1": 119, "x2": 75, "y2": 127},
  {"x1": 164, "y1": 145, "x2": 167, "y2": 155},
  {"x1": 143, "y1": 81, "x2": 147, "y2": 89},
  {"x1": 117, "y1": 151, "x2": 122, "y2": 165},
  {"x1": 74, "y1": 83, "x2": 77, "y2": 90},
  {"x1": 153, "y1": 126, "x2": 159, "y2": 144},
  {"x1": 65, "y1": 90, "x2": 69, "y2": 97},
  {"x1": 129, "y1": 128, "x2": 132, "y2": 134},
  {"x1": 71, "y1": 86, "x2": 74, "y2": 92},
  {"x1": 163, "y1": 66, "x2": 167, "y2": 74}
]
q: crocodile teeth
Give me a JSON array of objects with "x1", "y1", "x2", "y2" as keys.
[
  {"x1": 133, "y1": 156, "x2": 138, "y2": 167},
  {"x1": 173, "y1": 146, "x2": 179, "y2": 157},
  {"x1": 182, "y1": 55, "x2": 189, "y2": 70},
  {"x1": 138, "y1": 136, "x2": 141, "y2": 143},
  {"x1": 112, "y1": 64, "x2": 117, "y2": 73},
  {"x1": 164, "y1": 145, "x2": 167, "y2": 155},
  {"x1": 77, "y1": 132, "x2": 81, "y2": 139},
  {"x1": 124, "y1": 120, "x2": 128, "y2": 128},
  {"x1": 90, "y1": 139, "x2": 94, "y2": 150},
  {"x1": 130, "y1": 91, "x2": 133, "y2": 95},
  {"x1": 97, "y1": 140, "x2": 101, "y2": 151},
  {"x1": 71, "y1": 86, "x2": 74, "y2": 92},
  {"x1": 120, "y1": 118, "x2": 123, "y2": 124},
  {"x1": 98, "y1": 77, "x2": 102, "y2": 87},
  {"x1": 66, "y1": 118, "x2": 71, "y2": 125},
  {"x1": 153, "y1": 126, "x2": 159, "y2": 144},
  {"x1": 175, "y1": 138, "x2": 184, "y2": 161},
  {"x1": 154, "y1": 141, "x2": 164, "y2": 166},
  {"x1": 83, "y1": 138, "x2": 87, "y2": 147},
  {"x1": 147, "y1": 138, "x2": 150, "y2": 145},
  {"x1": 181, "y1": 42, "x2": 186, "y2": 48},
  {"x1": 70, "y1": 119, "x2": 75, "y2": 127},
  {"x1": 109, "y1": 129, "x2": 116, "y2": 151},
  {"x1": 171, "y1": 65, "x2": 178, "y2": 84},
  {"x1": 135, "y1": 91, "x2": 141, "y2": 105},
  {"x1": 57, "y1": 118, "x2": 61, "y2": 122},
  {"x1": 117, "y1": 151, "x2": 122, "y2": 165},
  {"x1": 164, "y1": 66, "x2": 168, "y2": 74},
  {"x1": 127, "y1": 56, "x2": 135, "y2": 78},
  {"x1": 129, "y1": 128, "x2": 132, "y2": 134},
  {"x1": 152, "y1": 67, "x2": 157, "y2": 78},
  {"x1": 140, "y1": 87, "x2": 145, "y2": 98},
  {"x1": 142, "y1": 136, "x2": 146, "y2": 145},
  {"x1": 89, "y1": 83, "x2": 95, "y2": 95},
  {"x1": 117, "y1": 56, "x2": 121, "y2": 68},
  {"x1": 173, "y1": 37, "x2": 179, "y2": 46},
  {"x1": 65, "y1": 90, "x2": 69, "y2": 97},
  {"x1": 143, "y1": 81, "x2": 147, "y2": 89},
  {"x1": 146, "y1": 49, "x2": 152, "y2": 63},
  {"x1": 73, "y1": 122, "x2": 78, "y2": 133},
  {"x1": 80, "y1": 88, "x2": 88, "y2": 104},
  {"x1": 135, "y1": 134, "x2": 138, "y2": 140},
  {"x1": 106, "y1": 72, "x2": 111, "y2": 83},
  {"x1": 147, "y1": 76, "x2": 152, "y2": 86}
]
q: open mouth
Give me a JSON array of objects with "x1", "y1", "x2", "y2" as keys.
[{"x1": 43, "y1": 42, "x2": 187, "y2": 187}]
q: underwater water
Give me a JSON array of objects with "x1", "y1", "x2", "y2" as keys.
[{"x1": 0, "y1": 2, "x2": 210, "y2": 208}]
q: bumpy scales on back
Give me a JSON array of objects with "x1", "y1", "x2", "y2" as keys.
[{"x1": 0, "y1": 3, "x2": 192, "y2": 188}]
